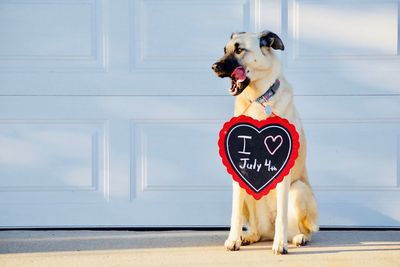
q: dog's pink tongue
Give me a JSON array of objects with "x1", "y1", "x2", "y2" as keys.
[{"x1": 231, "y1": 66, "x2": 246, "y2": 82}]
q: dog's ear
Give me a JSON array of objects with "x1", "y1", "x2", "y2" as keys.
[
  {"x1": 259, "y1": 31, "x2": 284, "y2": 51},
  {"x1": 230, "y1": 32, "x2": 246, "y2": 39}
]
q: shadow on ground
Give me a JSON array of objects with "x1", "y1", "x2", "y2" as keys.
[{"x1": 0, "y1": 230, "x2": 399, "y2": 254}]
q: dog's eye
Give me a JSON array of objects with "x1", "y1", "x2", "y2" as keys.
[
  {"x1": 224, "y1": 47, "x2": 227, "y2": 54},
  {"x1": 235, "y1": 48, "x2": 244, "y2": 54}
]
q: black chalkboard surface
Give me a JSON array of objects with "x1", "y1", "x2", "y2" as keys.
[{"x1": 218, "y1": 115, "x2": 300, "y2": 199}]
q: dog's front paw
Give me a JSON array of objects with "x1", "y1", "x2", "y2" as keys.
[
  {"x1": 272, "y1": 239, "x2": 288, "y2": 255},
  {"x1": 224, "y1": 238, "x2": 241, "y2": 251}
]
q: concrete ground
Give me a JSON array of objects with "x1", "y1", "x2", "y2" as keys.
[{"x1": 0, "y1": 230, "x2": 399, "y2": 267}]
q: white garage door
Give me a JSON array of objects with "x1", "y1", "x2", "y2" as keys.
[{"x1": 0, "y1": 0, "x2": 399, "y2": 228}]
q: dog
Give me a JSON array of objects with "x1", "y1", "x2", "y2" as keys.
[{"x1": 212, "y1": 31, "x2": 318, "y2": 254}]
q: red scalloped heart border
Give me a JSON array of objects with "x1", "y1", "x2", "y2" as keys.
[{"x1": 218, "y1": 115, "x2": 300, "y2": 200}]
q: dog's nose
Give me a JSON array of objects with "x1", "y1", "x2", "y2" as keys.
[{"x1": 212, "y1": 62, "x2": 221, "y2": 72}]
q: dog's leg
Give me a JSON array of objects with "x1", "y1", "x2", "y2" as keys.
[
  {"x1": 272, "y1": 173, "x2": 291, "y2": 255},
  {"x1": 241, "y1": 198, "x2": 261, "y2": 246},
  {"x1": 225, "y1": 181, "x2": 245, "y2": 251},
  {"x1": 288, "y1": 180, "x2": 308, "y2": 246}
]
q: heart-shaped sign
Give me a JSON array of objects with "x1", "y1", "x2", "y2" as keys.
[{"x1": 218, "y1": 115, "x2": 300, "y2": 200}]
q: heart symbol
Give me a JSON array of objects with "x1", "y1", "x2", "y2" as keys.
[
  {"x1": 264, "y1": 135, "x2": 283, "y2": 155},
  {"x1": 218, "y1": 115, "x2": 300, "y2": 200}
]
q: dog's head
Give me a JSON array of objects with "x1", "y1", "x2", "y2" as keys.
[{"x1": 211, "y1": 31, "x2": 284, "y2": 96}]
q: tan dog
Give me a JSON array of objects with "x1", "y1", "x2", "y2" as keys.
[{"x1": 212, "y1": 31, "x2": 318, "y2": 254}]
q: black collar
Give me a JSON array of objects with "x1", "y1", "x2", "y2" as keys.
[{"x1": 255, "y1": 79, "x2": 280, "y2": 105}]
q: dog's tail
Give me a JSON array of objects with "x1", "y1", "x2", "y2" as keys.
[
  {"x1": 300, "y1": 190, "x2": 319, "y2": 235},
  {"x1": 291, "y1": 180, "x2": 319, "y2": 235}
]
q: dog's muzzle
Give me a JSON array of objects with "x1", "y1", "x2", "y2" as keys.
[{"x1": 212, "y1": 63, "x2": 250, "y2": 96}]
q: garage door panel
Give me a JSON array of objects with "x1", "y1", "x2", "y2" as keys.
[
  {"x1": 296, "y1": 95, "x2": 400, "y2": 226},
  {"x1": 305, "y1": 121, "x2": 400, "y2": 189},
  {"x1": 0, "y1": 120, "x2": 108, "y2": 204},
  {"x1": 296, "y1": 95, "x2": 400, "y2": 190},
  {"x1": 133, "y1": 121, "x2": 230, "y2": 193},
  {"x1": 316, "y1": 190, "x2": 400, "y2": 227},
  {"x1": 0, "y1": 0, "x2": 106, "y2": 71},
  {"x1": 289, "y1": 0, "x2": 397, "y2": 59},
  {"x1": 282, "y1": 0, "x2": 400, "y2": 95}
]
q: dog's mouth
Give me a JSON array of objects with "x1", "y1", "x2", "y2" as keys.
[{"x1": 229, "y1": 66, "x2": 250, "y2": 96}]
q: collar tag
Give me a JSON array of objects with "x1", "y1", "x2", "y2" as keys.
[
  {"x1": 255, "y1": 79, "x2": 280, "y2": 115},
  {"x1": 264, "y1": 104, "x2": 273, "y2": 116}
]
